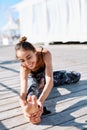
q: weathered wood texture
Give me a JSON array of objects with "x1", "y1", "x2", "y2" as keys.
[{"x1": 0, "y1": 45, "x2": 87, "y2": 130}]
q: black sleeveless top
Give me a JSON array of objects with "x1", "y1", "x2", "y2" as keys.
[{"x1": 31, "y1": 47, "x2": 45, "y2": 74}]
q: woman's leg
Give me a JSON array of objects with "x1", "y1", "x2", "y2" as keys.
[
  {"x1": 27, "y1": 73, "x2": 50, "y2": 118},
  {"x1": 25, "y1": 74, "x2": 41, "y2": 124},
  {"x1": 35, "y1": 72, "x2": 51, "y2": 115},
  {"x1": 27, "y1": 74, "x2": 39, "y2": 97},
  {"x1": 53, "y1": 70, "x2": 81, "y2": 87}
]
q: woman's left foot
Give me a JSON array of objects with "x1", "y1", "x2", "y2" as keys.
[{"x1": 65, "y1": 71, "x2": 81, "y2": 84}]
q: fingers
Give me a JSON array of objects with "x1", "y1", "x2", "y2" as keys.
[
  {"x1": 24, "y1": 95, "x2": 43, "y2": 119},
  {"x1": 37, "y1": 107, "x2": 43, "y2": 116},
  {"x1": 29, "y1": 116, "x2": 41, "y2": 124},
  {"x1": 37, "y1": 100, "x2": 43, "y2": 110},
  {"x1": 31, "y1": 106, "x2": 43, "y2": 117}
]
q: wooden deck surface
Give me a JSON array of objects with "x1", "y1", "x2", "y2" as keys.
[{"x1": 0, "y1": 44, "x2": 87, "y2": 130}]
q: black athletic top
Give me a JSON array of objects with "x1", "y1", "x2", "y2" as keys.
[{"x1": 31, "y1": 47, "x2": 45, "y2": 74}]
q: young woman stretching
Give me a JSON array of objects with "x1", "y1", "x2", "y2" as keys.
[{"x1": 15, "y1": 36, "x2": 81, "y2": 124}]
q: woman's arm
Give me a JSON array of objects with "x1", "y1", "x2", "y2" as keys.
[
  {"x1": 19, "y1": 66, "x2": 29, "y2": 106},
  {"x1": 38, "y1": 50, "x2": 54, "y2": 104}
]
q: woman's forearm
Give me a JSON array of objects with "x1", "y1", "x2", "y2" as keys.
[{"x1": 38, "y1": 77, "x2": 53, "y2": 104}]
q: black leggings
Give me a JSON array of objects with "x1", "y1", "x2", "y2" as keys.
[{"x1": 27, "y1": 70, "x2": 81, "y2": 98}]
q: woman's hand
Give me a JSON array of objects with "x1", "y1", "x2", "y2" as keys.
[
  {"x1": 19, "y1": 95, "x2": 43, "y2": 124},
  {"x1": 19, "y1": 94, "x2": 27, "y2": 106},
  {"x1": 20, "y1": 95, "x2": 42, "y2": 124},
  {"x1": 19, "y1": 95, "x2": 29, "y2": 118},
  {"x1": 37, "y1": 99, "x2": 43, "y2": 116},
  {"x1": 26, "y1": 99, "x2": 43, "y2": 124},
  {"x1": 28, "y1": 100, "x2": 43, "y2": 124}
]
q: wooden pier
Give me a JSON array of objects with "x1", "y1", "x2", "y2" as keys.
[{"x1": 0, "y1": 44, "x2": 87, "y2": 130}]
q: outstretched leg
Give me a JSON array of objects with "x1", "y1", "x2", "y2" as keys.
[{"x1": 25, "y1": 76, "x2": 41, "y2": 124}]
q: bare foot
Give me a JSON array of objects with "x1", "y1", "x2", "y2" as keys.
[{"x1": 25, "y1": 95, "x2": 41, "y2": 124}]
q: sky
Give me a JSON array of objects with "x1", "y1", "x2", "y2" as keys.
[{"x1": 0, "y1": 0, "x2": 21, "y2": 32}]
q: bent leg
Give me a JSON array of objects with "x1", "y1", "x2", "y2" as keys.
[{"x1": 53, "y1": 70, "x2": 81, "y2": 86}]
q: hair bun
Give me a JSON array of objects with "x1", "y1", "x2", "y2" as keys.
[{"x1": 19, "y1": 36, "x2": 27, "y2": 43}]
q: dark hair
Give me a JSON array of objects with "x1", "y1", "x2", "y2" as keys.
[{"x1": 15, "y1": 36, "x2": 35, "y2": 57}]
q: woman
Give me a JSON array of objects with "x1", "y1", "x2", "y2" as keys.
[{"x1": 15, "y1": 36, "x2": 81, "y2": 124}]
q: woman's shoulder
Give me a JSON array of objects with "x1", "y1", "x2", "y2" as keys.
[
  {"x1": 36, "y1": 47, "x2": 52, "y2": 63},
  {"x1": 36, "y1": 46, "x2": 51, "y2": 55}
]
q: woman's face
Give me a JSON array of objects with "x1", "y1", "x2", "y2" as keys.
[{"x1": 16, "y1": 49, "x2": 37, "y2": 70}]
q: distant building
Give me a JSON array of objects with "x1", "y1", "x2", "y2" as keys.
[
  {"x1": 13, "y1": 0, "x2": 87, "y2": 44},
  {"x1": 2, "y1": 13, "x2": 20, "y2": 45}
]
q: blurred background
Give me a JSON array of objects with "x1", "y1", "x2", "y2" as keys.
[{"x1": 0, "y1": 0, "x2": 87, "y2": 46}]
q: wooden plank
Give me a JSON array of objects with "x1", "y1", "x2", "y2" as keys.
[
  {"x1": 45, "y1": 88, "x2": 87, "y2": 109},
  {"x1": 46, "y1": 115, "x2": 87, "y2": 130},
  {"x1": 0, "y1": 107, "x2": 22, "y2": 121},
  {"x1": 0, "y1": 81, "x2": 87, "y2": 108},
  {"x1": 0, "y1": 86, "x2": 20, "y2": 92},
  {"x1": 0, "y1": 93, "x2": 87, "y2": 121},
  {"x1": 0, "y1": 93, "x2": 19, "y2": 100},
  {"x1": 1, "y1": 89, "x2": 87, "y2": 129},
  {"x1": 0, "y1": 96, "x2": 19, "y2": 106},
  {"x1": 10, "y1": 115, "x2": 87, "y2": 130},
  {"x1": 0, "y1": 44, "x2": 87, "y2": 130},
  {"x1": 48, "y1": 81, "x2": 87, "y2": 99},
  {"x1": 1, "y1": 115, "x2": 28, "y2": 130},
  {"x1": 0, "y1": 102, "x2": 20, "y2": 113},
  {"x1": 2, "y1": 105, "x2": 87, "y2": 130}
]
